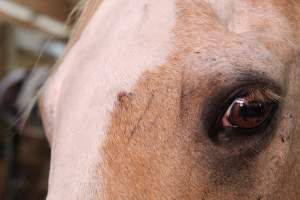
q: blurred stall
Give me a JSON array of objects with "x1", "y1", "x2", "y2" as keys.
[{"x1": 0, "y1": 0, "x2": 79, "y2": 199}]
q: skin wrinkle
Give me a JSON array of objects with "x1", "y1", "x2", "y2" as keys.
[
  {"x1": 129, "y1": 92, "x2": 154, "y2": 138},
  {"x1": 39, "y1": 0, "x2": 300, "y2": 199}
]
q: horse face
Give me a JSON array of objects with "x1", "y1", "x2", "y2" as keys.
[{"x1": 40, "y1": 0, "x2": 300, "y2": 199}]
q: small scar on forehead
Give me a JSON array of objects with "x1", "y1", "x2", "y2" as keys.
[{"x1": 117, "y1": 91, "x2": 131, "y2": 102}]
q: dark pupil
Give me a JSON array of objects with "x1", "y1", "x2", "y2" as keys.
[{"x1": 239, "y1": 101, "x2": 265, "y2": 118}]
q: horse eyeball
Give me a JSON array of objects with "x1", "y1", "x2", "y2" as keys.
[{"x1": 221, "y1": 90, "x2": 278, "y2": 130}]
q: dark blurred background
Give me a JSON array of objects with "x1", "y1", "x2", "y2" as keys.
[{"x1": 0, "y1": 0, "x2": 79, "y2": 199}]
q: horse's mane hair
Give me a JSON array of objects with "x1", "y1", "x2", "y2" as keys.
[{"x1": 68, "y1": 0, "x2": 103, "y2": 48}]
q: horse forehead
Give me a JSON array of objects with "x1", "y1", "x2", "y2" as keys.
[{"x1": 46, "y1": 0, "x2": 179, "y2": 198}]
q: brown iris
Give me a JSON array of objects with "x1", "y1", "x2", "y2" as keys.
[{"x1": 222, "y1": 93, "x2": 276, "y2": 129}]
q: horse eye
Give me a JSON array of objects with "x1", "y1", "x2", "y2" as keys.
[
  {"x1": 208, "y1": 88, "x2": 280, "y2": 143},
  {"x1": 221, "y1": 96, "x2": 275, "y2": 129}
]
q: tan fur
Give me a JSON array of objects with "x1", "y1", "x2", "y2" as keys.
[
  {"x1": 100, "y1": 0, "x2": 300, "y2": 199},
  {"x1": 40, "y1": 0, "x2": 300, "y2": 199}
]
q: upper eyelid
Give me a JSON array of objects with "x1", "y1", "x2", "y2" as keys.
[
  {"x1": 207, "y1": 70, "x2": 283, "y2": 108},
  {"x1": 233, "y1": 69, "x2": 283, "y2": 95}
]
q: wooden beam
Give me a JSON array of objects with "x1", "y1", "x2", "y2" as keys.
[
  {"x1": 0, "y1": 1, "x2": 70, "y2": 38},
  {"x1": 12, "y1": 0, "x2": 74, "y2": 21}
]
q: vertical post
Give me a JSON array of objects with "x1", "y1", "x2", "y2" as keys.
[
  {"x1": 0, "y1": 23, "x2": 17, "y2": 77},
  {"x1": 0, "y1": 23, "x2": 19, "y2": 200},
  {"x1": 0, "y1": 24, "x2": 8, "y2": 78}
]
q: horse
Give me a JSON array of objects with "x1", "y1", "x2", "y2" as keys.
[{"x1": 39, "y1": 0, "x2": 300, "y2": 199}]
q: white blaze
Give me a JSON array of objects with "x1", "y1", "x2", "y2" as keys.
[{"x1": 44, "y1": 0, "x2": 176, "y2": 199}]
